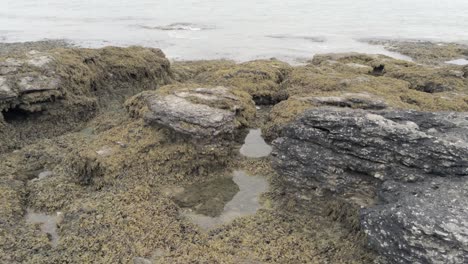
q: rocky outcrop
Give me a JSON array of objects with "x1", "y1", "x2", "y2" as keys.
[
  {"x1": 0, "y1": 51, "x2": 62, "y2": 113},
  {"x1": 272, "y1": 107, "x2": 468, "y2": 263},
  {"x1": 0, "y1": 47, "x2": 172, "y2": 153},
  {"x1": 126, "y1": 85, "x2": 255, "y2": 139},
  {"x1": 272, "y1": 108, "x2": 468, "y2": 193}
]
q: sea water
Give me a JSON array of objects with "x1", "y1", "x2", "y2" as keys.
[{"x1": 2, "y1": 0, "x2": 468, "y2": 62}]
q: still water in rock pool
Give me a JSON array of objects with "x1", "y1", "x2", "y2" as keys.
[
  {"x1": 239, "y1": 129, "x2": 272, "y2": 158},
  {"x1": 175, "y1": 129, "x2": 270, "y2": 229},
  {"x1": 445, "y1": 58, "x2": 468, "y2": 66},
  {"x1": 25, "y1": 209, "x2": 61, "y2": 247},
  {"x1": 177, "y1": 170, "x2": 268, "y2": 230}
]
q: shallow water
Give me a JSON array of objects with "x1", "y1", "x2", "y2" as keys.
[
  {"x1": 25, "y1": 209, "x2": 60, "y2": 247},
  {"x1": 182, "y1": 170, "x2": 268, "y2": 229},
  {"x1": 446, "y1": 58, "x2": 468, "y2": 66},
  {"x1": 2, "y1": 0, "x2": 468, "y2": 62},
  {"x1": 239, "y1": 129, "x2": 272, "y2": 158}
]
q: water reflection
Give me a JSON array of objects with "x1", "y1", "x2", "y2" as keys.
[
  {"x1": 179, "y1": 170, "x2": 268, "y2": 230},
  {"x1": 239, "y1": 129, "x2": 272, "y2": 158},
  {"x1": 446, "y1": 58, "x2": 468, "y2": 65},
  {"x1": 25, "y1": 209, "x2": 60, "y2": 247}
]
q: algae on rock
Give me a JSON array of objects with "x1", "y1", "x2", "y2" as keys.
[{"x1": 0, "y1": 46, "x2": 172, "y2": 154}]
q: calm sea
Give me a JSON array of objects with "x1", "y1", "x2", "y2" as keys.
[{"x1": 2, "y1": 0, "x2": 468, "y2": 62}]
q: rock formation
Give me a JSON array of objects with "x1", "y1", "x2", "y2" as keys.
[
  {"x1": 126, "y1": 85, "x2": 255, "y2": 139},
  {"x1": 272, "y1": 107, "x2": 468, "y2": 263},
  {"x1": 0, "y1": 46, "x2": 172, "y2": 153}
]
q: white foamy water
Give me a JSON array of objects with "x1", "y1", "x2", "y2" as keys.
[{"x1": 2, "y1": 0, "x2": 468, "y2": 62}]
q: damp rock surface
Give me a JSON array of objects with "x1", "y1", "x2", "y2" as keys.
[{"x1": 362, "y1": 177, "x2": 468, "y2": 264}]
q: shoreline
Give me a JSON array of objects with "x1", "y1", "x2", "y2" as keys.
[{"x1": 5, "y1": 37, "x2": 468, "y2": 64}]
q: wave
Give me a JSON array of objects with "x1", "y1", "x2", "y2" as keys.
[
  {"x1": 137, "y1": 22, "x2": 215, "y2": 31},
  {"x1": 266, "y1": 34, "x2": 326, "y2": 42}
]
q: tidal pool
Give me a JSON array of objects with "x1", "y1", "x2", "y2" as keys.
[
  {"x1": 178, "y1": 170, "x2": 268, "y2": 230},
  {"x1": 239, "y1": 129, "x2": 272, "y2": 158},
  {"x1": 445, "y1": 58, "x2": 468, "y2": 65},
  {"x1": 25, "y1": 209, "x2": 60, "y2": 247}
]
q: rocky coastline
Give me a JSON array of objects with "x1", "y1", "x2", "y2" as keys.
[{"x1": 1, "y1": 40, "x2": 467, "y2": 263}]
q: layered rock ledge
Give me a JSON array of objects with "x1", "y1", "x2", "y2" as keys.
[
  {"x1": 272, "y1": 107, "x2": 468, "y2": 263},
  {"x1": 0, "y1": 46, "x2": 172, "y2": 153}
]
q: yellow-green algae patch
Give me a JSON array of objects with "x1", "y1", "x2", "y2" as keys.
[{"x1": 175, "y1": 59, "x2": 292, "y2": 104}]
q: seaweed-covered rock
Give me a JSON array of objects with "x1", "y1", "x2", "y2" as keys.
[
  {"x1": 272, "y1": 108, "x2": 468, "y2": 195},
  {"x1": 0, "y1": 51, "x2": 61, "y2": 112},
  {"x1": 362, "y1": 177, "x2": 468, "y2": 264},
  {"x1": 310, "y1": 52, "x2": 468, "y2": 94},
  {"x1": 126, "y1": 85, "x2": 255, "y2": 139},
  {"x1": 182, "y1": 59, "x2": 292, "y2": 105},
  {"x1": 0, "y1": 46, "x2": 172, "y2": 153}
]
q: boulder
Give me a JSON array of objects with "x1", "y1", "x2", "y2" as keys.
[
  {"x1": 126, "y1": 86, "x2": 255, "y2": 139},
  {"x1": 271, "y1": 107, "x2": 468, "y2": 263},
  {"x1": 272, "y1": 108, "x2": 468, "y2": 194},
  {"x1": 362, "y1": 177, "x2": 468, "y2": 264}
]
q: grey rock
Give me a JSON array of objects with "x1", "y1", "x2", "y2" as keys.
[
  {"x1": 143, "y1": 87, "x2": 252, "y2": 138},
  {"x1": 0, "y1": 51, "x2": 53, "y2": 75},
  {"x1": 362, "y1": 177, "x2": 468, "y2": 264},
  {"x1": 18, "y1": 75, "x2": 61, "y2": 93},
  {"x1": 0, "y1": 76, "x2": 17, "y2": 100},
  {"x1": 272, "y1": 108, "x2": 468, "y2": 194},
  {"x1": 25, "y1": 51, "x2": 53, "y2": 68},
  {"x1": 0, "y1": 58, "x2": 22, "y2": 75},
  {"x1": 271, "y1": 107, "x2": 468, "y2": 263}
]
